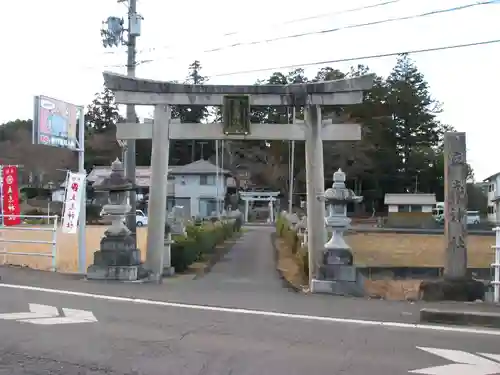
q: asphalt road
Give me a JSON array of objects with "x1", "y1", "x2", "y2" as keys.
[
  {"x1": 1, "y1": 286, "x2": 500, "y2": 375},
  {"x1": 1, "y1": 227, "x2": 500, "y2": 374}
]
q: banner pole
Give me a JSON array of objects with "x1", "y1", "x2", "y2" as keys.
[{"x1": 77, "y1": 106, "x2": 86, "y2": 274}]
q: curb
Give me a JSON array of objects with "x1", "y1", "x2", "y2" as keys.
[
  {"x1": 420, "y1": 308, "x2": 500, "y2": 328},
  {"x1": 193, "y1": 231, "x2": 243, "y2": 280},
  {"x1": 271, "y1": 232, "x2": 302, "y2": 293}
]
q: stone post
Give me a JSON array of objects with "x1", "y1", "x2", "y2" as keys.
[
  {"x1": 145, "y1": 104, "x2": 171, "y2": 282},
  {"x1": 304, "y1": 104, "x2": 327, "y2": 286},
  {"x1": 269, "y1": 200, "x2": 275, "y2": 223},
  {"x1": 444, "y1": 132, "x2": 468, "y2": 279},
  {"x1": 420, "y1": 132, "x2": 485, "y2": 301},
  {"x1": 244, "y1": 199, "x2": 249, "y2": 223}
]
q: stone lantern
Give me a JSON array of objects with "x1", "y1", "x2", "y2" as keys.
[
  {"x1": 87, "y1": 158, "x2": 148, "y2": 281},
  {"x1": 311, "y1": 168, "x2": 364, "y2": 295}
]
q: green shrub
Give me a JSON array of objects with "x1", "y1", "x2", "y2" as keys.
[
  {"x1": 276, "y1": 214, "x2": 300, "y2": 253},
  {"x1": 276, "y1": 213, "x2": 308, "y2": 279},
  {"x1": 234, "y1": 216, "x2": 242, "y2": 232},
  {"x1": 22, "y1": 208, "x2": 45, "y2": 216},
  {"x1": 170, "y1": 219, "x2": 241, "y2": 272},
  {"x1": 171, "y1": 236, "x2": 198, "y2": 272},
  {"x1": 275, "y1": 215, "x2": 287, "y2": 236}
]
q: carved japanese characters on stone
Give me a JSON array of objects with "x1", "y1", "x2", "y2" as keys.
[
  {"x1": 448, "y1": 179, "x2": 467, "y2": 207},
  {"x1": 448, "y1": 206, "x2": 466, "y2": 223},
  {"x1": 448, "y1": 235, "x2": 466, "y2": 252},
  {"x1": 449, "y1": 151, "x2": 465, "y2": 165}
]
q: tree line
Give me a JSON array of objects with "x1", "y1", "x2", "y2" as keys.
[{"x1": 1, "y1": 55, "x2": 486, "y2": 212}]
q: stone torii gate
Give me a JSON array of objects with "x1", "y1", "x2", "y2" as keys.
[
  {"x1": 103, "y1": 72, "x2": 374, "y2": 285},
  {"x1": 240, "y1": 191, "x2": 280, "y2": 223}
]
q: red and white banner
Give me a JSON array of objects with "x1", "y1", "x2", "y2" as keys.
[
  {"x1": 1, "y1": 166, "x2": 21, "y2": 226},
  {"x1": 61, "y1": 172, "x2": 86, "y2": 234}
]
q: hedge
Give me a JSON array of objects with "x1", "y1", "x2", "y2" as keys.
[
  {"x1": 275, "y1": 214, "x2": 309, "y2": 279},
  {"x1": 170, "y1": 216, "x2": 242, "y2": 272}
]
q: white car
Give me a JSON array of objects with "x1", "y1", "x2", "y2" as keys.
[
  {"x1": 135, "y1": 210, "x2": 148, "y2": 227},
  {"x1": 466, "y1": 211, "x2": 480, "y2": 225},
  {"x1": 101, "y1": 209, "x2": 148, "y2": 227}
]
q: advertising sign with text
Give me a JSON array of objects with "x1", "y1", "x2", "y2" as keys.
[{"x1": 33, "y1": 95, "x2": 79, "y2": 150}]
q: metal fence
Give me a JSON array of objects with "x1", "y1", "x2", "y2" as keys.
[
  {"x1": 492, "y1": 227, "x2": 500, "y2": 303},
  {"x1": 0, "y1": 215, "x2": 59, "y2": 271}
]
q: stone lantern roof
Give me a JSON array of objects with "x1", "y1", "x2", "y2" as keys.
[
  {"x1": 324, "y1": 168, "x2": 363, "y2": 204},
  {"x1": 93, "y1": 158, "x2": 136, "y2": 193}
]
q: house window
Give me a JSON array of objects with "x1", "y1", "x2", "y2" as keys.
[
  {"x1": 398, "y1": 205, "x2": 410, "y2": 212},
  {"x1": 488, "y1": 206, "x2": 495, "y2": 214},
  {"x1": 200, "y1": 175, "x2": 215, "y2": 185},
  {"x1": 490, "y1": 184, "x2": 495, "y2": 192},
  {"x1": 410, "y1": 205, "x2": 422, "y2": 212}
]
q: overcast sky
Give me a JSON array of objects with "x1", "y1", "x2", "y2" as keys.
[{"x1": 1, "y1": 0, "x2": 499, "y2": 180}]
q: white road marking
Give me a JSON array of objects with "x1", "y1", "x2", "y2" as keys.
[
  {"x1": 21, "y1": 308, "x2": 97, "y2": 325},
  {"x1": 410, "y1": 347, "x2": 500, "y2": 375},
  {"x1": 0, "y1": 303, "x2": 58, "y2": 320},
  {"x1": 0, "y1": 302, "x2": 98, "y2": 325},
  {"x1": 0, "y1": 282, "x2": 499, "y2": 336}
]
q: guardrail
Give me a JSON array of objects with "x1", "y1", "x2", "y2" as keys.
[
  {"x1": 493, "y1": 227, "x2": 500, "y2": 303},
  {"x1": 0, "y1": 215, "x2": 59, "y2": 271}
]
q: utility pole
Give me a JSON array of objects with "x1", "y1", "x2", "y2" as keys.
[
  {"x1": 288, "y1": 107, "x2": 296, "y2": 213},
  {"x1": 101, "y1": 1, "x2": 142, "y2": 243},
  {"x1": 125, "y1": 0, "x2": 138, "y2": 240}
]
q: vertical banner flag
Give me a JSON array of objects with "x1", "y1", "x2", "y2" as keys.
[
  {"x1": 62, "y1": 172, "x2": 86, "y2": 234},
  {"x1": 1, "y1": 166, "x2": 21, "y2": 226}
]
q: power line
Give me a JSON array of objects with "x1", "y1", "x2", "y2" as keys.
[
  {"x1": 137, "y1": 0, "x2": 498, "y2": 66},
  {"x1": 207, "y1": 39, "x2": 500, "y2": 77},
  {"x1": 83, "y1": 37, "x2": 500, "y2": 75},
  {"x1": 136, "y1": 0, "x2": 402, "y2": 54},
  {"x1": 264, "y1": 0, "x2": 402, "y2": 29}
]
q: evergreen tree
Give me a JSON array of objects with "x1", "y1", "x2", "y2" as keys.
[
  {"x1": 83, "y1": 88, "x2": 122, "y2": 168},
  {"x1": 84, "y1": 88, "x2": 121, "y2": 133},
  {"x1": 384, "y1": 54, "x2": 447, "y2": 193},
  {"x1": 170, "y1": 60, "x2": 210, "y2": 165}
]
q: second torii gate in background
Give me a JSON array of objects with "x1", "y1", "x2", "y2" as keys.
[{"x1": 103, "y1": 72, "x2": 374, "y2": 290}]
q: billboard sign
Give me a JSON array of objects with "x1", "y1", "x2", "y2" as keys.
[{"x1": 33, "y1": 95, "x2": 79, "y2": 150}]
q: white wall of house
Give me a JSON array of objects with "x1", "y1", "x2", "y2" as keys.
[
  {"x1": 171, "y1": 174, "x2": 227, "y2": 217},
  {"x1": 384, "y1": 193, "x2": 436, "y2": 214},
  {"x1": 388, "y1": 204, "x2": 433, "y2": 213},
  {"x1": 486, "y1": 174, "x2": 500, "y2": 223}
]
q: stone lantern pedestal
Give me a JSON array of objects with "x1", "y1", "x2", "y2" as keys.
[
  {"x1": 87, "y1": 159, "x2": 149, "y2": 281},
  {"x1": 311, "y1": 169, "x2": 364, "y2": 295}
]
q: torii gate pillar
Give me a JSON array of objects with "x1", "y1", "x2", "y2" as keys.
[{"x1": 304, "y1": 104, "x2": 327, "y2": 284}]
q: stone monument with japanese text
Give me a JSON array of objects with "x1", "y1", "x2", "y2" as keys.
[{"x1": 420, "y1": 132, "x2": 484, "y2": 301}]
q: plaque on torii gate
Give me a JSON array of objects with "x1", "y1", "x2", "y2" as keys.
[
  {"x1": 103, "y1": 71, "x2": 374, "y2": 287},
  {"x1": 223, "y1": 95, "x2": 250, "y2": 135}
]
